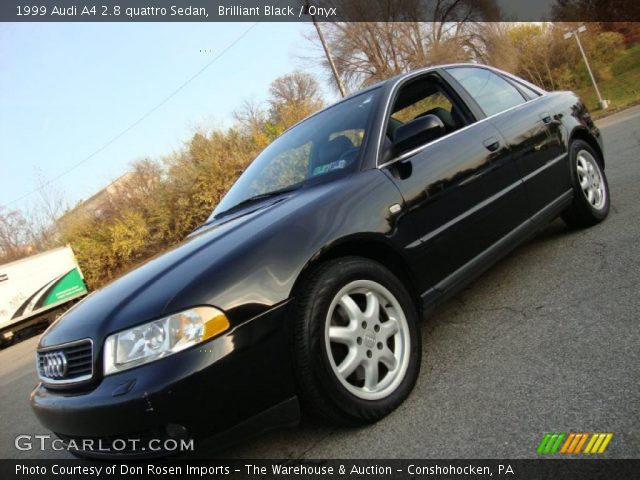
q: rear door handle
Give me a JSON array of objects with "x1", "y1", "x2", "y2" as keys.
[
  {"x1": 539, "y1": 112, "x2": 552, "y2": 124},
  {"x1": 483, "y1": 137, "x2": 500, "y2": 152}
]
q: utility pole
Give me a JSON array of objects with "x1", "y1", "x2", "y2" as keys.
[
  {"x1": 564, "y1": 25, "x2": 608, "y2": 109},
  {"x1": 307, "y1": 3, "x2": 346, "y2": 97}
]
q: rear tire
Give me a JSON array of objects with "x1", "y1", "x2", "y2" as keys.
[
  {"x1": 562, "y1": 139, "x2": 610, "y2": 227},
  {"x1": 292, "y1": 257, "x2": 420, "y2": 425}
]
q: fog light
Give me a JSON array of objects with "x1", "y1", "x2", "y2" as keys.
[{"x1": 166, "y1": 423, "x2": 189, "y2": 440}]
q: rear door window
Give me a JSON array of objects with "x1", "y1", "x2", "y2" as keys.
[{"x1": 447, "y1": 67, "x2": 526, "y2": 117}]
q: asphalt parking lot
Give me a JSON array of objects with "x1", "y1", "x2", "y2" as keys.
[{"x1": 1, "y1": 106, "x2": 638, "y2": 459}]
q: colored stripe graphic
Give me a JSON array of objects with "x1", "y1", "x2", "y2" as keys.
[
  {"x1": 597, "y1": 434, "x2": 613, "y2": 453},
  {"x1": 537, "y1": 434, "x2": 552, "y2": 454},
  {"x1": 585, "y1": 433, "x2": 613, "y2": 454},
  {"x1": 538, "y1": 433, "x2": 613, "y2": 454},
  {"x1": 537, "y1": 433, "x2": 566, "y2": 454},
  {"x1": 567, "y1": 433, "x2": 582, "y2": 453},
  {"x1": 549, "y1": 433, "x2": 565, "y2": 453},
  {"x1": 560, "y1": 433, "x2": 575, "y2": 453},
  {"x1": 584, "y1": 434, "x2": 598, "y2": 453},
  {"x1": 575, "y1": 433, "x2": 589, "y2": 453}
]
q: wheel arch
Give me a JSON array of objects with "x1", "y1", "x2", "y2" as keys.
[
  {"x1": 291, "y1": 236, "x2": 423, "y2": 318},
  {"x1": 569, "y1": 127, "x2": 605, "y2": 168}
]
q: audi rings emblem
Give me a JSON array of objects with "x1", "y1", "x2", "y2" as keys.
[{"x1": 41, "y1": 351, "x2": 68, "y2": 379}]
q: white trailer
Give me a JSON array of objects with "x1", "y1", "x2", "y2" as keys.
[{"x1": 0, "y1": 246, "x2": 88, "y2": 347}]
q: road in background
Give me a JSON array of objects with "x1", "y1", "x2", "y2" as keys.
[{"x1": 1, "y1": 106, "x2": 638, "y2": 459}]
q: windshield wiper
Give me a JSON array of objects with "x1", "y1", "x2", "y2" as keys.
[{"x1": 214, "y1": 184, "x2": 302, "y2": 219}]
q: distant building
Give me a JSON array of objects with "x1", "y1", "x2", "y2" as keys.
[{"x1": 59, "y1": 169, "x2": 159, "y2": 225}]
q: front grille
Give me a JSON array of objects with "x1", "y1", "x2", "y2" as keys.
[{"x1": 37, "y1": 339, "x2": 93, "y2": 385}]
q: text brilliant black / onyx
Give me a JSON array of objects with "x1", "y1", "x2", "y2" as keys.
[
  {"x1": 219, "y1": 6, "x2": 292, "y2": 16},
  {"x1": 218, "y1": 5, "x2": 337, "y2": 17}
]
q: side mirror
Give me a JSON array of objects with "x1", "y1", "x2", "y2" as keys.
[{"x1": 392, "y1": 114, "x2": 445, "y2": 157}]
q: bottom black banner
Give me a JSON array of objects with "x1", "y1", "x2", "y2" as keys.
[{"x1": 3, "y1": 459, "x2": 639, "y2": 480}]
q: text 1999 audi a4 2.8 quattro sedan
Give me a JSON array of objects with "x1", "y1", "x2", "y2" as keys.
[{"x1": 31, "y1": 64, "x2": 609, "y2": 457}]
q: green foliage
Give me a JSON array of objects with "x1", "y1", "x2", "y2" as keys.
[
  {"x1": 611, "y1": 45, "x2": 640, "y2": 76},
  {"x1": 571, "y1": 31, "x2": 625, "y2": 86},
  {"x1": 565, "y1": 33, "x2": 640, "y2": 112},
  {"x1": 576, "y1": 66, "x2": 640, "y2": 113},
  {"x1": 501, "y1": 24, "x2": 626, "y2": 92}
]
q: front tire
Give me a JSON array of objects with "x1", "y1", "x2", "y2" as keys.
[
  {"x1": 292, "y1": 257, "x2": 420, "y2": 425},
  {"x1": 562, "y1": 139, "x2": 610, "y2": 227}
]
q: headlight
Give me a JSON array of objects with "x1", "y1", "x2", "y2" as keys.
[{"x1": 103, "y1": 306, "x2": 229, "y2": 375}]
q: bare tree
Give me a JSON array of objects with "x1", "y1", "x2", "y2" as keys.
[
  {"x1": 268, "y1": 71, "x2": 323, "y2": 110},
  {"x1": 110, "y1": 159, "x2": 161, "y2": 206},
  {"x1": 306, "y1": 0, "x2": 501, "y2": 91},
  {"x1": 33, "y1": 168, "x2": 68, "y2": 226},
  {"x1": 268, "y1": 71, "x2": 324, "y2": 129},
  {"x1": 0, "y1": 208, "x2": 32, "y2": 263},
  {"x1": 0, "y1": 170, "x2": 71, "y2": 263},
  {"x1": 467, "y1": 22, "x2": 519, "y2": 72},
  {"x1": 22, "y1": 169, "x2": 70, "y2": 248},
  {"x1": 553, "y1": 0, "x2": 638, "y2": 23},
  {"x1": 233, "y1": 98, "x2": 267, "y2": 133}
]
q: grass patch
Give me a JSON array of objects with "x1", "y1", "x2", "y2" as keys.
[{"x1": 576, "y1": 45, "x2": 640, "y2": 117}]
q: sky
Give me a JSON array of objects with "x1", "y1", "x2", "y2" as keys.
[{"x1": 0, "y1": 22, "x2": 332, "y2": 211}]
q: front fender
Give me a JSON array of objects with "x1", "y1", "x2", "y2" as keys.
[{"x1": 165, "y1": 169, "x2": 404, "y2": 325}]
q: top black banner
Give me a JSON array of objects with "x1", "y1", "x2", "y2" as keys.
[{"x1": 1, "y1": 0, "x2": 639, "y2": 22}]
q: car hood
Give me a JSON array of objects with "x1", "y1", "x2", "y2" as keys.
[
  {"x1": 39, "y1": 194, "x2": 296, "y2": 348},
  {"x1": 39, "y1": 169, "x2": 398, "y2": 350}
]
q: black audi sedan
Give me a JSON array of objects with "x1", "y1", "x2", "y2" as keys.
[{"x1": 31, "y1": 64, "x2": 609, "y2": 457}]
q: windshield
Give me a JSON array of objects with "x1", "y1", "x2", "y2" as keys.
[{"x1": 212, "y1": 89, "x2": 379, "y2": 218}]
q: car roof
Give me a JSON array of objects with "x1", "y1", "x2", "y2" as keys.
[
  {"x1": 343, "y1": 62, "x2": 543, "y2": 99},
  {"x1": 285, "y1": 63, "x2": 478, "y2": 130},
  {"x1": 284, "y1": 64, "x2": 545, "y2": 133}
]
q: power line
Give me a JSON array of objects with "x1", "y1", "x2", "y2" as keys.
[{"x1": 3, "y1": 22, "x2": 259, "y2": 209}]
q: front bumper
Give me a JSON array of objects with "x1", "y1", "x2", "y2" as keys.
[{"x1": 30, "y1": 302, "x2": 298, "y2": 456}]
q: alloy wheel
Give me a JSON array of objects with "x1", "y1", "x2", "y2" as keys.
[
  {"x1": 576, "y1": 150, "x2": 606, "y2": 210},
  {"x1": 324, "y1": 280, "x2": 411, "y2": 400}
]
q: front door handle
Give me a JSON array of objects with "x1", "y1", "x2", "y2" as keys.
[{"x1": 483, "y1": 137, "x2": 500, "y2": 152}]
